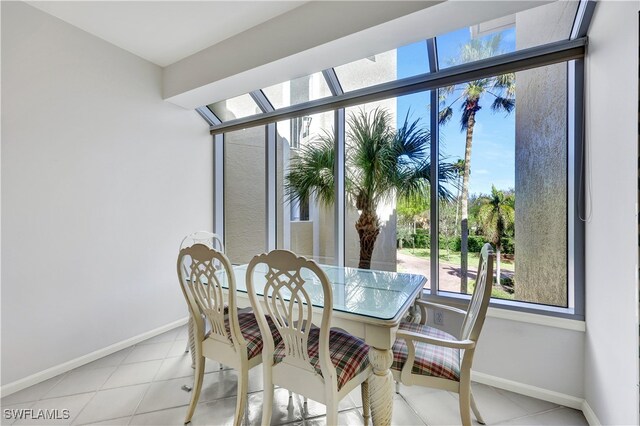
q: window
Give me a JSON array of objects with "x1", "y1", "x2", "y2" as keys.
[
  {"x1": 334, "y1": 41, "x2": 429, "y2": 92},
  {"x1": 437, "y1": 64, "x2": 568, "y2": 308},
  {"x1": 207, "y1": 93, "x2": 260, "y2": 122},
  {"x1": 205, "y1": 1, "x2": 587, "y2": 318},
  {"x1": 262, "y1": 73, "x2": 332, "y2": 110},
  {"x1": 276, "y1": 111, "x2": 337, "y2": 264}
]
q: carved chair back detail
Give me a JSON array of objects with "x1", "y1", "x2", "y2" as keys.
[
  {"x1": 246, "y1": 250, "x2": 336, "y2": 385},
  {"x1": 177, "y1": 244, "x2": 244, "y2": 350}
]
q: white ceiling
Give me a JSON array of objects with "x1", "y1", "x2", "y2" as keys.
[{"x1": 26, "y1": 1, "x2": 306, "y2": 67}]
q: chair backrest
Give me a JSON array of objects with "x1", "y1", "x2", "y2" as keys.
[
  {"x1": 459, "y1": 243, "x2": 495, "y2": 342},
  {"x1": 177, "y1": 244, "x2": 244, "y2": 349},
  {"x1": 246, "y1": 250, "x2": 335, "y2": 381},
  {"x1": 180, "y1": 231, "x2": 225, "y2": 253}
]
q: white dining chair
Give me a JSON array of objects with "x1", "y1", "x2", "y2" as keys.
[
  {"x1": 179, "y1": 231, "x2": 225, "y2": 367},
  {"x1": 246, "y1": 250, "x2": 372, "y2": 425},
  {"x1": 392, "y1": 243, "x2": 495, "y2": 426},
  {"x1": 179, "y1": 230, "x2": 225, "y2": 252},
  {"x1": 177, "y1": 244, "x2": 281, "y2": 425}
]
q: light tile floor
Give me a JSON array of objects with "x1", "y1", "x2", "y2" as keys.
[{"x1": 1, "y1": 325, "x2": 589, "y2": 425}]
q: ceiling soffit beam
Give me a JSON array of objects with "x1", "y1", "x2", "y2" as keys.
[
  {"x1": 164, "y1": 1, "x2": 553, "y2": 110},
  {"x1": 164, "y1": 1, "x2": 442, "y2": 106},
  {"x1": 208, "y1": 37, "x2": 587, "y2": 135}
]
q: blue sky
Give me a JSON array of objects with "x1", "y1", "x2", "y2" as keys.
[{"x1": 396, "y1": 27, "x2": 516, "y2": 196}]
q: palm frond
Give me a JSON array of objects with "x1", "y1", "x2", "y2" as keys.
[
  {"x1": 394, "y1": 111, "x2": 429, "y2": 161},
  {"x1": 477, "y1": 185, "x2": 515, "y2": 245},
  {"x1": 439, "y1": 106, "x2": 453, "y2": 125},
  {"x1": 491, "y1": 96, "x2": 515, "y2": 114},
  {"x1": 283, "y1": 132, "x2": 335, "y2": 207},
  {"x1": 402, "y1": 157, "x2": 458, "y2": 202},
  {"x1": 493, "y1": 73, "x2": 515, "y2": 90},
  {"x1": 460, "y1": 98, "x2": 481, "y2": 131}
]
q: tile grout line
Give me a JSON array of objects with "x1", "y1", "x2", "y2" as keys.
[
  {"x1": 126, "y1": 327, "x2": 206, "y2": 424},
  {"x1": 493, "y1": 406, "x2": 573, "y2": 425},
  {"x1": 74, "y1": 330, "x2": 181, "y2": 426},
  {"x1": 395, "y1": 389, "x2": 432, "y2": 426},
  {"x1": 1, "y1": 370, "x2": 69, "y2": 407},
  {"x1": 125, "y1": 340, "x2": 179, "y2": 426},
  {"x1": 71, "y1": 344, "x2": 137, "y2": 425}
]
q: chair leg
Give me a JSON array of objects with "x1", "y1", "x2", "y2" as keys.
[
  {"x1": 395, "y1": 381, "x2": 400, "y2": 394},
  {"x1": 184, "y1": 353, "x2": 204, "y2": 424},
  {"x1": 325, "y1": 399, "x2": 338, "y2": 426},
  {"x1": 361, "y1": 380, "x2": 370, "y2": 425},
  {"x1": 233, "y1": 367, "x2": 248, "y2": 426},
  {"x1": 470, "y1": 390, "x2": 485, "y2": 425},
  {"x1": 459, "y1": 379, "x2": 472, "y2": 426},
  {"x1": 261, "y1": 366, "x2": 274, "y2": 426},
  {"x1": 187, "y1": 317, "x2": 196, "y2": 368}
]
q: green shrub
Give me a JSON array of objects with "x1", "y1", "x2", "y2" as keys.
[
  {"x1": 468, "y1": 235, "x2": 487, "y2": 252},
  {"x1": 500, "y1": 237, "x2": 514, "y2": 255},
  {"x1": 413, "y1": 229, "x2": 429, "y2": 248},
  {"x1": 448, "y1": 235, "x2": 487, "y2": 252},
  {"x1": 438, "y1": 236, "x2": 456, "y2": 251}
]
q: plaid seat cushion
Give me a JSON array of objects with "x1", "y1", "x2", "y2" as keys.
[
  {"x1": 273, "y1": 328, "x2": 369, "y2": 390},
  {"x1": 224, "y1": 312, "x2": 282, "y2": 360},
  {"x1": 391, "y1": 322, "x2": 461, "y2": 381}
]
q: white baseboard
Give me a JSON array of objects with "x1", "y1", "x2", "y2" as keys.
[
  {"x1": 471, "y1": 371, "x2": 584, "y2": 410},
  {"x1": 581, "y1": 400, "x2": 602, "y2": 426},
  {"x1": 0, "y1": 317, "x2": 189, "y2": 398}
]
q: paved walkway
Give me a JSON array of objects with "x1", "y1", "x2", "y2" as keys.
[{"x1": 396, "y1": 251, "x2": 513, "y2": 292}]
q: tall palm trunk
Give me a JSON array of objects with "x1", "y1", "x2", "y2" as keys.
[
  {"x1": 460, "y1": 105, "x2": 477, "y2": 294},
  {"x1": 454, "y1": 175, "x2": 461, "y2": 235},
  {"x1": 495, "y1": 246, "x2": 501, "y2": 286},
  {"x1": 355, "y1": 209, "x2": 380, "y2": 269}
]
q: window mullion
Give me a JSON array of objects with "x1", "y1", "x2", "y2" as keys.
[
  {"x1": 266, "y1": 123, "x2": 277, "y2": 251},
  {"x1": 429, "y1": 89, "x2": 439, "y2": 296},
  {"x1": 568, "y1": 59, "x2": 585, "y2": 319},
  {"x1": 335, "y1": 108, "x2": 346, "y2": 268},
  {"x1": 427, "y1": 38, "x2": 439, "y2": 296},
  {"x1": 214, "y1": 134, "x2": 224, "y2": 245}
]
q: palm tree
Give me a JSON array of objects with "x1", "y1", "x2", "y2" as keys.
[
  {"x1": 285, "y1": 107, "x2": 457, "y2": 269},
  {"x1": 478, "y1": 185, "x2": 515, "y2": 285},
  {"x1": 452, "y1": 158, "x2": 465, "y2": 235},
  {"x1": 438, "y1": 34, "x2": 515, "y2": 293}
]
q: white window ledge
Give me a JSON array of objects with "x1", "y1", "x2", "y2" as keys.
[
  {"x1": 486, "y1": 306, "x2": 585, "y2": 332},
  {"x1": 422, "y1": 291, "x2": 585, "y2": 332}
]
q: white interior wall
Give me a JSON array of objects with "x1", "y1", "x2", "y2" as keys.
[
  {"x1": 1, "y1": 2, "x2": 212, "y2": 385},
  {"x1": 583, "y1": 1, "x2": 639, "y2": 424}
]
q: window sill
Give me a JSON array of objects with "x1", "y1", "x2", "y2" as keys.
[{"x1": 421, "y1": 291, "x2": 585, "y2": 332}]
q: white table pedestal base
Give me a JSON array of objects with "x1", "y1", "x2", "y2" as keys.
[{"x1": 368, "y1": 347, "x2": 394, "y2": 426}]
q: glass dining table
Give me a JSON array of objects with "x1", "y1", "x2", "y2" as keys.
[{"x1": 226, "y1": 262, "x2": 426, "y2": 425}]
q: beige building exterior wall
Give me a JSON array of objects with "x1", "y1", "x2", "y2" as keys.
[
  {"x1": 224, "y1": 126, "x2": 267, "y2": 265},
  {"x1": 514, "y1": 2, "x2": 577, "y2": 306}
]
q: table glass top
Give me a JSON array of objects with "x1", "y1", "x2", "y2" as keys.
[{"x1": 221, "y1": 263, "x2": 426, "y2": 321}]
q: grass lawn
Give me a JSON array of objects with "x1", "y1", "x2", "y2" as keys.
[
  {"x1": 468, "y1": 279, "x2": 514, "y2": 300},
  {"x1": 398, "y1": 247, "x2": 515, "y2": 272}
]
